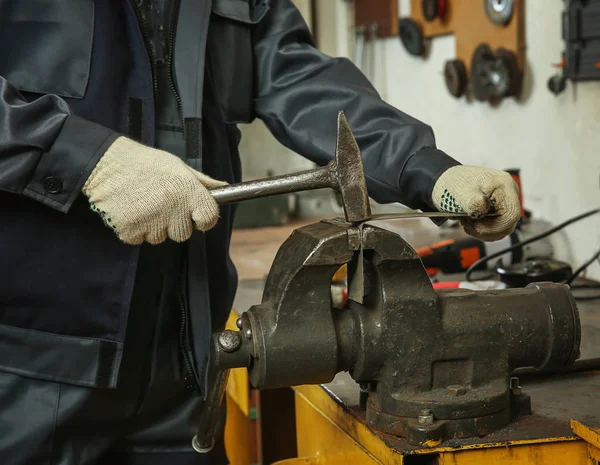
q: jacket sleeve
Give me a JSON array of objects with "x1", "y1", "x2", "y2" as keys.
[
  {"x1": 0, "y1": 75, "x2": 118, "y2": 213},
  {"x1": 252, "y1": 0, "x2": 460, "y2": 212}
]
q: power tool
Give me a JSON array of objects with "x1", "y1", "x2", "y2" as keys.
[{"x1": 416, "y1": 226, "x2": 554, "y2": 277}]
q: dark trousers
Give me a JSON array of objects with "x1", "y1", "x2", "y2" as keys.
[{"x1": 0, "y1": 243, "x2": 228, "y2": 465}]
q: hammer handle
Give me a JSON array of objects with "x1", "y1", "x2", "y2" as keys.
[{"x1": 209, "y1": 165, "x2": 333, "y2": 205}]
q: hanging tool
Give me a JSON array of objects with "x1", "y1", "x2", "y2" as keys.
[
  {"x1": 471, "y1": 44, "x2": 521, "y2": 102},
  {"x1": 484, "y1": 0, "x2": 515, "y2": 26},
  {"x1": 354, "y1": 22, "x2": 379, "y2": 84},
  {"x1": 368, "y1": 22, "x2": 379, "y2": 85},
  {"x1": 422, "y1": 0, "x2": 448, "y2": 23},
  {"x1": 399, "y1": 17, "x2": 425, "y2": 57},
  {"x1": 444, "y1": 58, "x2": 468, "y2": 98},
  {"x1": 354, "y1": 24, "x2": 367, "y2": 75}
]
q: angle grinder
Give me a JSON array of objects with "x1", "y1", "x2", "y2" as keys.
[{"x1": 496, "y1": 259, "x2": 573, "y2": 287}]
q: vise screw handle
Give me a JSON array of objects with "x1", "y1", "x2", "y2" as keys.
[{"x1": 191, "y1": 368, "x2": 230, "y2": 454}]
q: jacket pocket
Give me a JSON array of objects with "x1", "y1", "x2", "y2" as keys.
[
  {"x1": 0, "y1": 324, "x2": 123, "y2": 389},
  {"x1": 207, "y1": 0, "x2": 270, "y2": 124},
  {"x1": 0, "y1": 371, "x2": 60, "y2": 463},
  {"x1": 0, "y1": 0, "x2": 94, "y2": 98}
]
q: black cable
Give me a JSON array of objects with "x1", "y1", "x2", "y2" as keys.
[
  {"x1": 465, "y1": 208, "x2": 600, "y2": 282},
  {"x1": 513, "y1": 357, "x2": 600, "y2": 379},
  {"x1": 573, "y1": 294, "x2": 600, "y2": 301},
  {"x1": 570, "y1": 283, "x2": 600, "y2": 289},
  {"x1": 566, "y1": 246, "x2": 600, "y2": 285}
]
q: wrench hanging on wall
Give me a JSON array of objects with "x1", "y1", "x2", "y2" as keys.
[
  {"x1": 354, "y1": 23, "x2": 380, "y2": 87},
  {"x1": 354, "y1": 24, "x2": 367, "y2": 74}
]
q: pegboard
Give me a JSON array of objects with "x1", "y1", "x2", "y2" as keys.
[
  {"x1": 410, "y1": 0, "x2": 526, "y2": 74},
  {"x1": 354, "y1": 0, "x2": 399, "y2": 38}
]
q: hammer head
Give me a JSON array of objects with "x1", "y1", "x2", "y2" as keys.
[{"x1": 334, "y1": 111, "x2": 372, "y2": 223}]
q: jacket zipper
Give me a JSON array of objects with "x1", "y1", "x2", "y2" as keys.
[
  {"x1": 177, "y1": 277, "x2": 203, "y2": 396},
  {"x1": 168, "y1": 0, "x2": 200, "y2": 396},
  {"x1": 132, "y1": 0, "x2": 200, "y2": 396},
  {"x1": 131, "y1": 0, "x2": 158, "y2": 96},
  {"x1": 168, "y1": 0, "x2": 185, "y2": 135}
]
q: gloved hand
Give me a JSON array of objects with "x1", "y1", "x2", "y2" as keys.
[
  {"x1": 82, "y1": 136, "x2": 226, "y2": 245},
  {"x1": 432, "y1": 165, "x2": 521, "y2": 242}
]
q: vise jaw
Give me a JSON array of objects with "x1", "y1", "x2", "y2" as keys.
[{"x1": 215, "y1": 220, "x2": 581, "y2": 445}]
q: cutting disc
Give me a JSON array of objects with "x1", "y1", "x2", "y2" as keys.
[{"x1": 484, "y1": 0, "x2": 514, "y2": 26}]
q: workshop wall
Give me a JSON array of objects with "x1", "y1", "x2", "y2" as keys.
[
  {"x1": 316, "y1": 0, "x2": 600, "y2": 279},
  {"x1": 237, "y1": 0, "x2": 316, "y2": 179}
]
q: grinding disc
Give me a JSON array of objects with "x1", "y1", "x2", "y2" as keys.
[
  {"x1": 444, "y1": 59, "x2": 467, "y2": 98},
  {"x1": 471, "y1": 44, "x2": 521, "y2": 102},
  {"x1": 496, "y1": 48, "x2": 522, "y2": 97},
  {"x1": 399, "y1": 18, "x2": 425, "y2": 57},
  {"x1": 470, "y1": 44, "x2": 496, "y2": 101},
  {"x1": 485, "y1": 0, "x2": 514, "y2": 26},
  {"x1": 496, "y1": 259, "x2": 572, "y2": 287}
]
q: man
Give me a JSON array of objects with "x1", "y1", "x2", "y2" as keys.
[{"x1": 0, "y1": 1, "x2": 520, "y2": 464}]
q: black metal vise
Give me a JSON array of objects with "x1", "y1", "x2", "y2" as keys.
[{"x1": 214, "y1": 220, "x2": 581, "y2": 445}]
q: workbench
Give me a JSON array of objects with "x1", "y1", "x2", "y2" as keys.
[{"x1": 224, "y1": 218, "x2": 600, "y2": 465}]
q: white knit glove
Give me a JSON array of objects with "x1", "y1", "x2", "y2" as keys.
[
  {"x1": 82, "y1": 136, "x2": 226, "y2": 245},
  {"x1": 432, "y1": 166, "x2": 521, "y2": 241}
]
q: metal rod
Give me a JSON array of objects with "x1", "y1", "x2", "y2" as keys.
[
  {"x1": 209, "y1": 163, "x2": 335, "y2": 205},
  {"x1": 192, "y1": 368, "x2": 230, "y2": 454}
]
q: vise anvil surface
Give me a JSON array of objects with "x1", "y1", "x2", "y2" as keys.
[{"x1": 215, "y1": 220, "x2": 581, "y2": 445}]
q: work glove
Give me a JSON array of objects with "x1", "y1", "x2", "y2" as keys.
[
  {"x1": 82, "y1": 136, "x2": 225, "y2": 245},
  {"x1": 432, "y1": 166, "x2": 521, "y2": 242}
]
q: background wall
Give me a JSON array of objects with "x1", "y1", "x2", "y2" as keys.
[
  {"x1": 385, "y1": 0, "x2": 600, "y2": 279},
  {"x1": 237, "y1": 0, "x2": 316, "y2": 178}
]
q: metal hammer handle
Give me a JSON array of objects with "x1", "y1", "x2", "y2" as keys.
[{"x1": 209, "y1": 163, "x2": 334, "y2": 205}]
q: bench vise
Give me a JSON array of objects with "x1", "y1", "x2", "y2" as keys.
[{"x1": 213, "y1": 219, "x2": 581, "y2": 445}]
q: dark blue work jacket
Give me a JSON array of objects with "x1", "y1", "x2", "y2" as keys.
[{"x1": 0, "y1": 0, "x2": 459, "y2": 393}]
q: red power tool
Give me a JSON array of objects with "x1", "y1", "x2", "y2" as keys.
[{"x1": 416, "y1": 228, "x2": 553, "y2": 277}]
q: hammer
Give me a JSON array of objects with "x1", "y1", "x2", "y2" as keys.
[{"x1": 209, "y1": 111, "x2": 372, "y2": 223}]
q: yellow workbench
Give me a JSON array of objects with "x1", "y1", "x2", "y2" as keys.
[{"x1": 288, "y1": 371, "x2": 600, "y2": 465}]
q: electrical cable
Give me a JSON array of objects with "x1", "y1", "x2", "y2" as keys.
[
  {"x1": 513, "y1": 357, "x2": 600, "y2": 379},
  {"x1": 567, "y1": 261, "x2": 600, "y2": 300},
  {"x1": 570, "y1": 282, "x2": 600, "y2": 289},
  {"x1": 465, "y1": 208, "x2": 600, "y2": 282},
  {"x1": 566, "y1": 246, "x2": 600, "y2": 285},
  {"x1": 572, "y1": 294, "x2": 600, "y2": 301}
]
